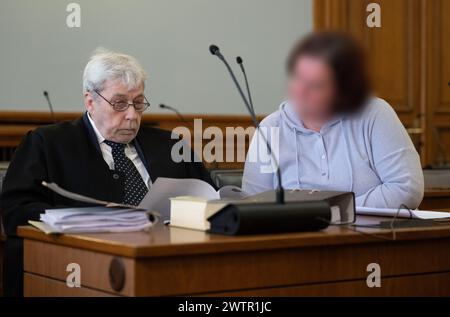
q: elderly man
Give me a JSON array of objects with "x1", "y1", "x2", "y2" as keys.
[{"x1": 1, "y1": 48, "x2": 214, "y2": 296}]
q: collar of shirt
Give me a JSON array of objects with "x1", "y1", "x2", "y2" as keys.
[
  {"x1": 87, "y1": 112, "x2": 106, "y2": 144},
  {"x1": 283, "y1": 101, "x2": 342, "y2": 135}
]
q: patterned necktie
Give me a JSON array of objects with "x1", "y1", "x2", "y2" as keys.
[{"x1": 104, "y1": 140, "x2": 148, "y2": 206}]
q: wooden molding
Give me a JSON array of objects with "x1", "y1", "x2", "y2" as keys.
[
  {"x1": 0, "y1": 111, "x2": 265, "y2": 169},
  {"x1": 0, "y1": 110, "x2": 265, "y2": 125}
]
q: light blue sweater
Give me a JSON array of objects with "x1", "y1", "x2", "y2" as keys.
[{"x1": 242, "y1": 97, "x2": 424, "y2": 209}]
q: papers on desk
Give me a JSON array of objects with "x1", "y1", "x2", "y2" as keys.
[
  {"x1": 31, "y1": 206, "x2": 153, "y2": 234},
  {"x1": 37, "y1": 178, "x2": 240, "y2": 234},
  {"x1": 356, "y1": 206, "x2": 450, "y2": 219}
]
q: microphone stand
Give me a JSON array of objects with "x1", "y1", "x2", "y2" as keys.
[
  {"x1": 159, "y1": 103, "x2": 189, "y2": 124},
  {"x1": 236, "y1": 56, "x2": 256, "y2": 118},
  {"x1": 209, "y1": 45, "x2": 284, "y2": 204},
  {"x1": 43, "y1": 91, "x2": 56, "y2": 123}
]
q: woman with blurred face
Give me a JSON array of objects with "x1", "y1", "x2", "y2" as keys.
[{"x1": 242, "y1": 32, "x2": 424, "y2": 209}]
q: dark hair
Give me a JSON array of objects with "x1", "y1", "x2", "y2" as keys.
[{"x1": 287, "y1": 31, "x2": 371, "y2": 113}]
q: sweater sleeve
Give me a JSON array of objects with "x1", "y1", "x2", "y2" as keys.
[{"x1": 355, "y1": 99, "x2": 424, "y2": 209}]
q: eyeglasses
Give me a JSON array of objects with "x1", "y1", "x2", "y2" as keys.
[{"x1": 93, "y1": 90, "x2": 150, "y2": 112}]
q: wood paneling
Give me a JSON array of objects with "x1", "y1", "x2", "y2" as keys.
[
  {"x1": 0, "y1": 111, "x2": 261, "y2": 170},
  {"x1": 317, "y1": 0, "x2": 421, "y2": 118},
  {"x1": 424, "y1": 0, "x2": 450, "y2": 166}
]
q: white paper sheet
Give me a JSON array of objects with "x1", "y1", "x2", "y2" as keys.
[
  {"x1": 44, "y1": 207, "x2": 139, "y2": 220},
  {"x1": 138, "y1": 177, "x2": 220, "y2": 219},
  {"x1": 356, "y1": 206, "x2": 450, "y2": 219},
  {"x1": 39, "y1": 206, "x2": 152, "y2": 233},
  {"x1": 30, "y1": 220, "x2": 153, "y2": 234}
]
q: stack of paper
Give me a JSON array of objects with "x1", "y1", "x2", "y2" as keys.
[
  {"x1": 32, "y1": 206, "x2": 153, "y2": 234},
  {"x1": 356, "y1": 206, "x2": 450, "y2": 219}
]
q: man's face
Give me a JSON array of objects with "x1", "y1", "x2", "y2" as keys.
[{"x1": 85, "y1": 80, "x2": 145, "y2": 144}]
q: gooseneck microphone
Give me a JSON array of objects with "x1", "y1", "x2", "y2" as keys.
[
  {"x1": 209, "y1": 46, "x2": 258, "y2": 127},
  {"x1": 236, "y1": 56, "x2": 255, "y2": 118},
  {"x1": 43, "y1": 90, "x2": 56, "y2": 123},
  {"x1": 159, "y1": 103, "x2": 188, "y2": 123},
  {"x1": 209, "y1": 44, "x2": 284, "y2": 204}
]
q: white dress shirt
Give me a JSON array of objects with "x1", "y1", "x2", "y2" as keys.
[{"x1": 87, "y1": 113, "x2": 151, "y2": 188}]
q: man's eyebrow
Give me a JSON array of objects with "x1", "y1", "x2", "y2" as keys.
[
  {"x1": 111, "y1": 93, "x2": 144, "y2": 99},
  {"x1": 133, "y1": 94, "x2": 145, "y2": 100},
  {"x1": 111, "y1": 94, "x2": 128, "y2": 99}
]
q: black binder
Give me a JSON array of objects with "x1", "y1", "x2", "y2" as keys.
[
  {"x1": 207, "y1": 200, "x2": 331, "y2": 235},
  {"x1": 207, "y1": 189, "x2": 355, "y2": 235}
]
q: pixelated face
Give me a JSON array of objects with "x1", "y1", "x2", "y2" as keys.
[{"x1": 288, "y1": 55, "x2": 336, "y2": 121}]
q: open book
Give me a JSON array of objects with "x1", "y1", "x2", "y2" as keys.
[
  {"x1": 139, "y1": 178, "x2": 244, "y2": 220},
  {"x1": 41, "y1": 178, "x2": 242, "y2": 221}
]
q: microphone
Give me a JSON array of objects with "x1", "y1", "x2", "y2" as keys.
[
  {"x1": 209, "y1": 45, "x2": 258, "y2": 127},
  {"x1": 209, "y1": 45, "x2": 220, "y2": 56},
  {"x1": 236, "y1": 56, "x2": 255, "y2": 118},
  {"x1": 159, "y1": 103, "x2": 188, "y2": 123},
  {"x1": 43, "y1": 90, "x2": 56, "y2": 123},
  {"x1": 209, "y1": 44, "x2": 284, "y2": 204}
]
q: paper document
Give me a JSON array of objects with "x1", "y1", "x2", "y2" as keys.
[
  {"x1": 356, "y1": 206, "x2": 450, "y2": 219},
  {"x1": 34, "y1": 206, "x2": 153, "y2": 234},
  {"x1": 138, "y1": 177, "x2": 243, "y2": 220}
]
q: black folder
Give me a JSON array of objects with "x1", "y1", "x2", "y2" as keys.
[
  {"x1": 207, "y1": 189, "x2": 355, "y2": 235},
  {"x1": 208, "y1": 200, "x2": 331, "y2": 235}
]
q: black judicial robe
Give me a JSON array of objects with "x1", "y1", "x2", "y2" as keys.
[{"x1": 1, "y1": 113, "x2": 214, "y2": 296}]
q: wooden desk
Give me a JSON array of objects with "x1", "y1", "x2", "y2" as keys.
[
  {"x1": 18, "y1": 216, "x2": 450, "y2": 297},
  {"x1": 421, "y1": 189, "x2": 450, "y2": 210}
]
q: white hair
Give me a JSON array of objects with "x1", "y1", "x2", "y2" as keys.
[{"x1": 83, "y1": 47, "x2": 147, "y2": 94}]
